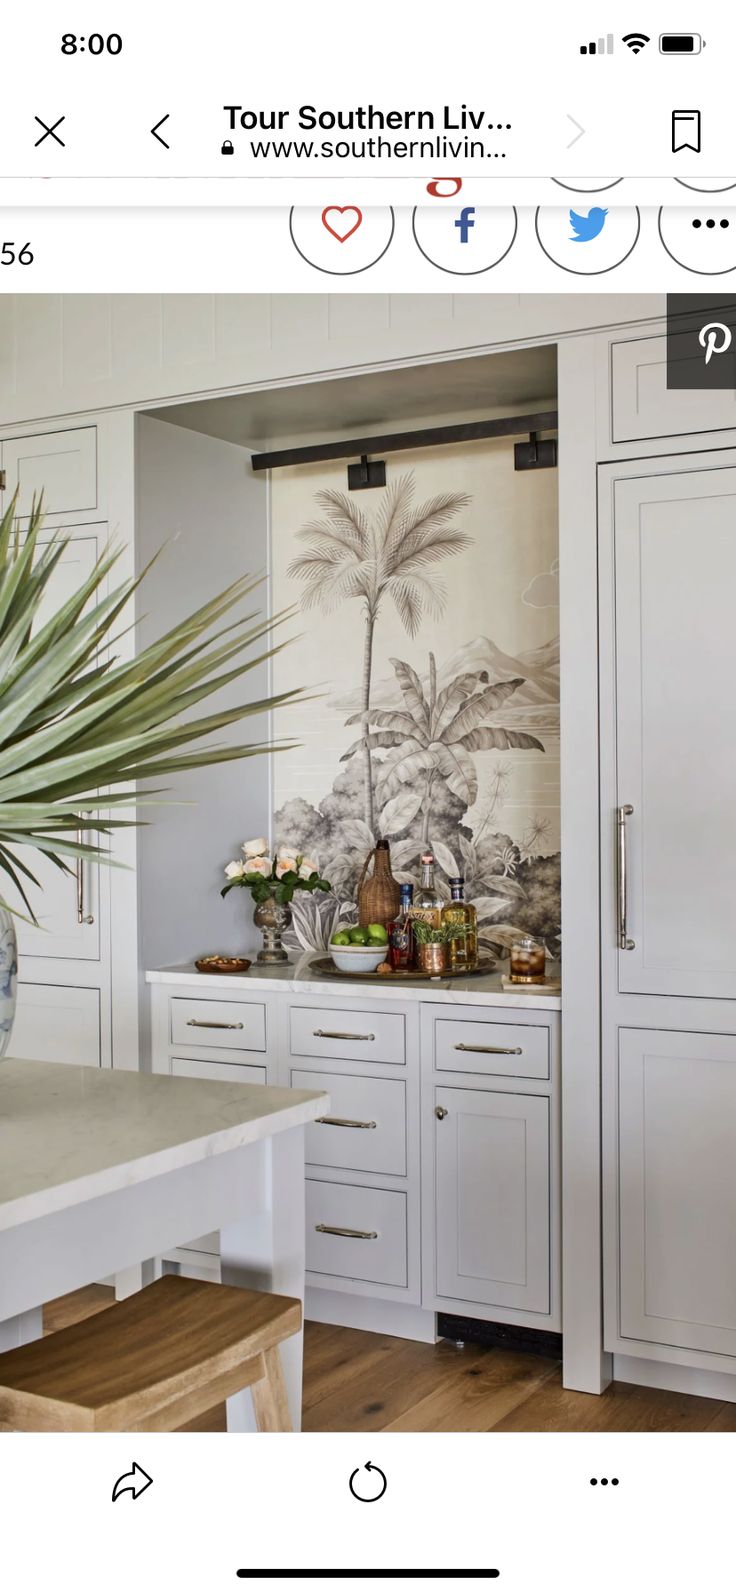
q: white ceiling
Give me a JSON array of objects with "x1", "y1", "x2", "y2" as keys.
[{"x1": 148, "y1": 344, "x2": 558, "y2": 450}]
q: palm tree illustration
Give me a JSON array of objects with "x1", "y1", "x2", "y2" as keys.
[
  {"x1": 341, "y1": 651, "x2": 544, "y2": 847},
  {"x1": 288, "y1": 474, "x2": 471, "y2": 831}
]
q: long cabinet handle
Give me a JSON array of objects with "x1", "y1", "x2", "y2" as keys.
[
  {"x1": 617, "y1": 803, "x2": 635, "y2": 950},
  {"x1": 76, "y1": 828, "x2": 94, "y2": 925},
  {"x1": 313, "y1": 1028, "x2": 375, "y2": 1042},
  {"x1": 315, "y1": 1115, "x2": 377, "y2": 1130},
  {"x1": 186, "y1": 1018, "x2": 244, "y2": 1030},
  {"x1": 315, "y1": 1223, "x2": 378, "y2": 1240},
  {"x1": 454, "y1": 1042, "x2": 522, "y2": 1056}
]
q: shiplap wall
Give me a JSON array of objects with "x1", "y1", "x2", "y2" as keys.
[{"x1": 0, "y1": 294, "x2": 665, "y2": 428}]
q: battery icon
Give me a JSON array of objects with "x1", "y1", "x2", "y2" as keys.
[{"x1": 659, "y1": 33, "x2": 704, "y2": 53}]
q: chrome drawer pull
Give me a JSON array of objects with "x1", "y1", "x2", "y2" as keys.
[
  {"x1": 186, "y1": 1019, "x2": 244, "y2": 1030},
  {"x1": 315, "y1": 1115, "x2": 377, "y2": 1130},
  {"x1": 435, "y1": 1106, "x2": 449, "y2": 1120},
  {"x1": 315, "y1": 1223, "x2": 378, "y2": 1240},
  {"x1": 312, "y1": 1029, "x2": 375, "y2": 1042},
  {"x1": 454, "y1": 1042, "x2": 523, "y2": 1056},
  {"x1": 76, "y1": 827, "x2": 94, "y2": 926}
]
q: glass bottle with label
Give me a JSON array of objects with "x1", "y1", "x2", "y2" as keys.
[
  {"x1": 388, "y1": 883, "x2": 415, "y2": 971},
  {"x1": 442, "y1": 876, "x2": 478, "y2": 972},
  {"x1": 411, "y1": 852, "x2": 443, "y2": 929}
]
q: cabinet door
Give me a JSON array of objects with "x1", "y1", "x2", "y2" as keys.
[
  {"x1": 1, "y1": 427, "x2": 97, "y2": 520},
  {"x1": 10, "y1": 984, "x2": 101, "y2": 1066},
  {"x1": 5, "y1": 536, "x2": 101, "y2": 961},
  {"x1": 612, "y1": 461, "x2": 736, "y2": 998},
  {"x1": 434, "y1": 1085, "x2": 550, "y2": 1313},
  {"x1": 618, "y1": 1028, "x2": 736, "y2": 1357}
]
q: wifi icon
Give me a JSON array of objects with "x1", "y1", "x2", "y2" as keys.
[{"x1": 622, "y1": 32, "x2": 650, "y2": 53}]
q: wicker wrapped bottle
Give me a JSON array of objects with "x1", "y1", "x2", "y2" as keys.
[{"x1": 356, "y1": 839, "x2": 401, "y2": 929}]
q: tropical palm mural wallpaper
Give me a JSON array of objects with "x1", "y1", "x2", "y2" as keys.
[{"x1": 271, "y1": 440, "x2": 560, "y2": 964}]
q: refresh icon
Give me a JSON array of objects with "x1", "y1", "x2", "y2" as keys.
[{"x1": 349, "y1": 1461, "x2": 388, "y2": 1502}]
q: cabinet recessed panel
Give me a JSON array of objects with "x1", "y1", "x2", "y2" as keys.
[
  {"x1": 618, "y1": 1027, "x2": 736, "y2": 1356},
  {"x1": 10, "y1": 984, "x2": 101, "y2": 1067},
  {"x1": 434, "y1": 1086, "x2": 550, "y2": 1313},
  {"x1": 1, "y1": 427, "x2": 97, "y2": 518},
  {"x1": 614, "y1": 465, "x2": 736, "y2": 997}
]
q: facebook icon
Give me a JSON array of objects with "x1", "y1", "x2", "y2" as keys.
[{"x1": 454, "y1": 206, "x2": 476, "y2": 243}]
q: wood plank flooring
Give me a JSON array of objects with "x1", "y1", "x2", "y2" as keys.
[{"x1": 42, "y1": 1287, "x2": 732, "y2": 1432}]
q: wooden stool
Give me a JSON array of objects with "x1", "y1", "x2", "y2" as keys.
[{"x1": 0, "y1": 1275, "x2": 301, "y2": 1432}]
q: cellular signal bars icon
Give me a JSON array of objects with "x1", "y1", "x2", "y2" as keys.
[{"x1": 580, "y1": 33, "x2": 614, "y2": 54}]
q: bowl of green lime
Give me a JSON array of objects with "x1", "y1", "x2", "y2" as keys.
[{"x1": 329, "y1": 922, "x2": 388, "y2": 973}]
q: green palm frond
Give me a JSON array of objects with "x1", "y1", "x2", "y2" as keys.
[{"x1": 0, "y1": 493, "x2": 302, "y2": 918}]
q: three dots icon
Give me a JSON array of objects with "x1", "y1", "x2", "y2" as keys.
[{"x1": 590, "y1": 1476, "x2": 619, "y2": 1487}]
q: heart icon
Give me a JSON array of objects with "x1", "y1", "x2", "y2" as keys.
[{"x1": 321, "y1": 206, "x2": 363, "y2": 243}]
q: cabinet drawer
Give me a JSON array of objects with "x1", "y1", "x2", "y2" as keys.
[
  {"x1": 434, "y1": 1017, "x2": 549, "y2": 1080},
  {"x1": 10, "y1": 984, "x2": 101, "y2": 1067},
  {"x1": 3, "y1": 427, "x2": 97, "y2": 518},
  {"x1": 306, "y1": 1181, "x2": 407, "y2": 1287},
  {"x1": 170, "y1": 997, "x2": 266, "y2": 1052},
  {"x1": 611, "y1": 334, "x2": 736, "y2": 444},
  {"x1": 292, "y1": 1068, "x2": 406, "y2": 1176},
  {"x1": 172, "y1": 1057, "x2": 267, "y2": 1086},
  {"x1": 290, "y1": 1005, "x2": 405, "y2": 1066}
]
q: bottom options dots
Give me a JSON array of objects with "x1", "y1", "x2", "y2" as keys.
[{"x1": 589, "y1": 1476, "x2": 619, "y2": 1486}]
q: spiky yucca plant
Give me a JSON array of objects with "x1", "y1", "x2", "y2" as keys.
[{"x1": 0, "y1": 494, "x2": 298, "y2": 919}]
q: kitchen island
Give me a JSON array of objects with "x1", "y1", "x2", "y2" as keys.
[
  {"x1": 0, "y1": 1058, "x2": 326, "y2": 1430},
  {"x1": 148, "y1": 958, "x2": 560, "y2": 1344}
]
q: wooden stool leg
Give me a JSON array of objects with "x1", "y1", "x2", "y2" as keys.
[{"x1": 250, "y1": 1346, "x2": 292, "y2": 1433}]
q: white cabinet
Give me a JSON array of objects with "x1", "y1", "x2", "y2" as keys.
[
  {"x1": 10, "y1": 984, "x2": 101, "y2": 1066},
  {"x1": 616, "y1": 1028, "x2": 736, "y2": 1358},
  {"x1": 610, "y1": 334, "x2": 736, "y2": 445},
  {"x1": 7, "y1": 533, "x2": 102, "y2": 963},
  {"x1": 603, "y1": 455, "x2": 736, "y2": 1001},
  {"x1": 0, "y1": 427, "x2": 97, "y2": 519},
  {"x1": 150, "y1": 978, "x2": 560, "y2": 1337},
  {"x1": 433, "y1": 1085, "x2": 550, "y2": 1315},
  {"x1": 600, "y1": 448, "x2": 736, "y2": 1377}
]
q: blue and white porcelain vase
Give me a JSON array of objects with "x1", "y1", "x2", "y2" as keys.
[{"x1": 0, "y1": 906, "x2": 18, "y2": 1059}]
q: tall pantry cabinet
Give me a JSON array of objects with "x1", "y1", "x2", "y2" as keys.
[
  {"x1": 0, "y1": 412, "x2": 140, "y2": 1072},
  {"x1": 599, "y1": 350, "x2": 736, "y2": 1377}
]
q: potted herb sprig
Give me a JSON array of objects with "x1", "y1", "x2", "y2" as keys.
[{"x1": 412, "y1": 918, "x2": 463, "y2": 977}]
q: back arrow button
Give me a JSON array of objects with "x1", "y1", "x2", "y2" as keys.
[{"x1": 151, "y1": 114, "x2": 170, "y2": 149}]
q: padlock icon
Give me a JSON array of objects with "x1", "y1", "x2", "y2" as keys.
[{"x1": 221, "y1": 139, "x2": 234, "y2": 155}]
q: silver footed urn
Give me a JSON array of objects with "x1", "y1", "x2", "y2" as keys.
[{"x1": 253, "y1": 896, "x2": 292, "y2": 963}]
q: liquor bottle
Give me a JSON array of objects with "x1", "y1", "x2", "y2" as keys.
[
  {"x1": 442, "y1": 876, "x2": 478, "y2": 972},
  {"x1": 410, "y1": 852, "x2": 443, "y2": 929},
  {"x1": 388, "y1": 883, "x2": 415, "y2": 971}
]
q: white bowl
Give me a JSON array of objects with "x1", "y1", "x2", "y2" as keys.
[{"x1": 329, "y1": 942, "x2": 387, "y2": 974}]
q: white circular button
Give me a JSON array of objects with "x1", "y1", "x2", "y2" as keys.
[
  {"x1": 675, "y1": 178, "x2": 736, "y2": 193},
  {"x1": 289, "y1": 207, "x2": 394, "y2": 274},
  {"x1": 659, "y1": 207, "x2": 736, "y2": 273},
  {"x1": 412, "y1": 205, "x2": 517, "y2": 274},
  {"x1": 535, "y1": 205, "x2": 640, "y2": 274},
  {"x1": 552, "y1": 177, "x2": 623, "y2": 193}
]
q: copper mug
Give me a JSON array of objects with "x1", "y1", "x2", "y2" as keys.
[{"x1": 417, "y1": 941, "x2": 449, "y2": 976}]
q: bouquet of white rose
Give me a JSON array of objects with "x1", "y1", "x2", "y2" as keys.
[{"x1": 221, "y1": 838, "x2": 331, "y2": 907}]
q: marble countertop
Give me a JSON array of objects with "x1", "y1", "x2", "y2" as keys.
[
  {"x1": 146, "y1": 957, "x2": 561, "y2": 1012},
  {"x1": 0, "y1": 1059, "x2": 326, "y2": 1231}
]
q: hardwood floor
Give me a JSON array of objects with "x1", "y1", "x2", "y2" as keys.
[{"x1": 42, "y1": 1287, "x2": 735, "y2": 1432}]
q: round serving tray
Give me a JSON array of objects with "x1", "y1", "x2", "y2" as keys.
[{"x1": 311, "y1": 956, "x2": 496, "y2": 982}]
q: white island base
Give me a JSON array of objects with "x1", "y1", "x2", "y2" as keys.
[{"x1": 0, "y1": 1059, "x2": 326, "y2": 1430}]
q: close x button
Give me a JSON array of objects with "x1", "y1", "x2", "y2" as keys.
[{"x1": 34, "y1": 115, "x2": 66, "y2": 147}]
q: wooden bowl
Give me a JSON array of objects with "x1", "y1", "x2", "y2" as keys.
[{"x1": 195, "y1": 955, "x2": 252, "y2": 974}]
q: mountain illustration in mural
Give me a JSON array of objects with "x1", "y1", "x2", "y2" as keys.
[{"x1": 277, "y1": 469, "x2": 561, "y2": 963}]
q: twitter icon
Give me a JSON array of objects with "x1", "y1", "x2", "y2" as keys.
[{"x1": 569, "y1": 206, "x2": 608, "y2": 242}]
